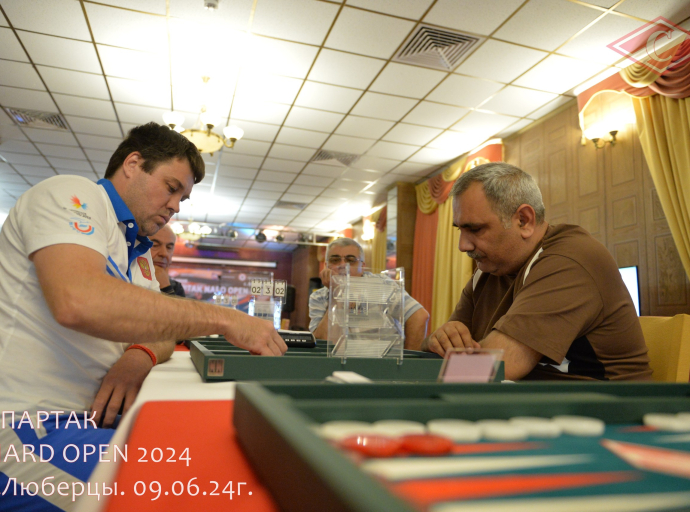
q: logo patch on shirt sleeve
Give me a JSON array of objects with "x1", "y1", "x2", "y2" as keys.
[
  {"x1": 69, "y1": 218, "x2": 95, "y2": 235},
  {"x1": 137, "y1": 257, "x2": 152, "y2": 280},
  {"x1": 71, "y1": 195, "x2": 87, "y2": 210}
]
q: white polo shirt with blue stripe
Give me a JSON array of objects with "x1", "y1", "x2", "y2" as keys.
[{"x1": 0, "y1": 175, "x2": 159, "y2": 416}]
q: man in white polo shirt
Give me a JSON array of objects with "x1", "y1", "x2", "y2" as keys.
[{"x1": 0, "y1": 123, "x2": 286, "y2": 511}]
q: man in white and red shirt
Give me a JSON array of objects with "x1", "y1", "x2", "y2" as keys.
[{"x1": 0, "y1": 123, "x2": 286, "y2": 511}]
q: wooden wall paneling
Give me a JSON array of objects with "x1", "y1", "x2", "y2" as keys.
[
  {"x1": 504, "y1": 134, "x2": 521, "y2": 168},
  {"x1": 573, "y1": 104, "x2": 607, "y2": 246},
  {"x1": 605, "y1": 122, "x2": 648, "y2": 314},
  {"x1": 542, "y1": 108, "x2": 573, "y2": 225},
  {"x1": 520, "y1": 122, "x2": 546, "y2": 209},
  {"x1": 641, "y1": 140, "x2": 690, "y2": 315},
  {"x1": 396, "y1": 182, "x2": 417, "y2": 293}
]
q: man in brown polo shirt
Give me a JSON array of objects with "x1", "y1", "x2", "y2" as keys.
[{"x1": 421, "y1": 162, "x2": 652, "y2": 381}]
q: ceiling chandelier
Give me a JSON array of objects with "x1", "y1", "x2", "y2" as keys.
[{"x1": 163, "y1": 77, "x2": 244, "y2": 155}]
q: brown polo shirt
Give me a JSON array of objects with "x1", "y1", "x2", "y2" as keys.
[{"x1": 449, "y1": 224, "x2": 652, "y2": 381}]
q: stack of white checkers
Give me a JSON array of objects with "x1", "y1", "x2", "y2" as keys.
[
  {"x1": 314, "y1": 415, "x2": 606, "y2": 443},
  {"x1": 643, "y1": 412, "x2": 690, "y2": 432}
]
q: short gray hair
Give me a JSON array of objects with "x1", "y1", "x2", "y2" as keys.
[
  {"x1": 450, "y1": 162, "x2": 545, "y2": 227},
  {"x1": 326, "y1": 237, "x2": 364, "y2": 261}
]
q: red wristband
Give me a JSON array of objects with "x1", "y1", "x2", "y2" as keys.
[{"x1": 126, "y1": 344, "x2": 157, "y2": 366}]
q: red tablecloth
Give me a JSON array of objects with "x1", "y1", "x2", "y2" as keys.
[{"x1": 105, "y1": 401, "x2": 278, "y2": 512}]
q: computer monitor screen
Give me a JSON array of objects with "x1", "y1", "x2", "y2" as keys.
[{"x1": 618, "y1": 266, "x2": 640, "y2": 316}]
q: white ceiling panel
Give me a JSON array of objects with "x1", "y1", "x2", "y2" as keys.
[
  {"x1": 366, "y1": 141, "x2": 419, "y2": 160},
  {"x1": 302, "y1": 163, "x2": 346, "y2": 177},
  {"x1": 2, "y1": 153, "x2": 50, "y2": 166},
  {"x1": 308, "y1": 49, "x2": 386, "y2": 89},
  {"x1": 370, "y1": 63, "x2": 446, "y2": 99},
  {"x1": 108, "y1": 77, "x2": 171, "y2": 109},
  {"x1": 350, "y1": 155, "x2": 400, "y2": 173},
  {"x1": 262, "y1": 158, "x2": 306, "y2": 173},
  {"x1": 247, "y1": 189, "x2": 282, "y2": 200},
  {"x1": 312, "y1": 196, "x2": 348, "y2": 206},
  {"x1": 234, "y1": 72, "x2": 304, "y2": 106},
  {"x1": 325, "y1": 6, "x2": 415, "y2": 59},
  {"x1": 0, "y1": 86, "x2": 54, "y2": 112},
  {"x1": 66, "y1": 116, "x2": 122, "y2": 138},
  {"x1": 615, "y1": 0, "x2": 690, "y2": 23},
  {"x1": 12, "y1": 164, "x2": 56, "y2": 177},
  {"x1": 401, "y1": 101, "x2": 469, "y2": 129},
  {"x1": 1, "y1": 0, "x2": 91, "y2": 40},
  {"x1": 494, "y1": 0, "x2": 601, "y2": 51},
  {"x1": 35, "y1": 144, "x2": 85, "y2": 159},
  {"x1": 294, "y1": 82, "x2": 363, "y2": 114},
  {"x1": 84, "y1": 148, "x2": 114, "y2": 163},
  {"x1": 426, "y1": 130, "x2": 486, "y2": 153},
  {"x1": 427, "y1": 75, "x2": 504, "y2": 108},
  {"x1": 255, "y1": 170, "x2": 297, "y2": 184},
  {"x1": 346, "y1": 0, "x2": 433, "y2": 19},
  {"x1": 323, "y1": 135, "x2": 376, "y2": 154},
  {"x1": 424, "y1": 0, "x2": 525, "y2": 36},
  {"x1": 558, "y1": 14, "x2": 645, "y2": 65},
  {"x1": 0, "y1": 28, "x2": 28, "y2": 61},
  {"x1": 335, "y1": 115, "x2": 395, "y2": 139},
  {"x1": 250, "y1": 37, "x2": 319, "y2": 79},
  {"x1": 22, "y1": 127, "x2": 78, "y2": 146},
  {"x1": 293, "y1": 174, "x2": 334, "y2": 187},
  {"x1": 17, "y1": 32, "x2": 102, "y2": 73},
  {"x1": 37, "y1": 67, "x2": 110, "y2": 100},
  {"x1": 340, "y1": 168, "x2": 384, "y2": 181},
  {"x1": 383, "y1": 123, "x2": 443, "y2": 146},
  {"x1": 455, "y1": 40, "x2": 548, "y2": 84},
  {"x1": 287, "y1": 184, "x2": 325, "y2": 196},
  {"x1": 76, "y1": 134, "x2": 121, "y2": 151},
  {"x1": 275, "y1": 127, "x2": 329, "y2": 148},
  {"x1": 452, "y1": 110, "x2": 519, "y2": 135},
  {"x1": 98, "y1": 45, "x2": 169, "y2": 83},
  {"x1": 231, "y1": 101, "x2": 290, "y2": 125},
  {"x1": 496, "y1": 118, "x2": 534, "y2": 138},
  {"x1": 216, "y1": 176, "x2": 253, "y2": 189},
  {"x1": 407, "y1": 146, "x2": 460, "y2": 165},
  {"x1": 267, "y1": 144, "x2": 316, "y2": 162},
  {"x1": 284, "y1": 107, "x2": 344, "y2": 132},
  {"x1": 526, "y1": 95, "x2": 574, "y2": 120},
  {"x1": 251, "y1": 181, "x2": 290, "y2": 192},
  {"x1": 85, "y1": 3, "x2": 168, "y2": 53},
  {"x1": 47, "y1": 157, "x2": 93, "y2": 172},
  {"x1": 96, "y1": 0, "x2": 166, "y2": 14},
  {"x1": 0, "y1": 141, "x2": 36, "y2": 154},
  {"x1": 0, "y1": 60, "x2": 43, "y2": 90},
  {"x1": 215, "y1": 165, "x2": 257, "y2": 180},
  {"x1": 481, "y1": 86, "x2": 558, "y2": 117},
  {"x1": 252, "y1": 0, "x2": 338, "y2": 45},
  {"x1": 282, "y1": 193, "x2": 315, "y2": 203},
  {"x1": 513, "y1": 54, "x2": 607, "y2": 94},
  {"x1": 213, "y1": 185, "x2": 249, "y2": 198},
  {"x1": 24, "y1": 175, "x2": 48, "y2": 186},
  {"x1": 227, "y1": 120, "x2": 280, "y2": 143},
  {"x1": 54, "y1": 95, "x2": 117, "y2": 121},
  {"x1": 350, "y1": 92, "x2": 417, "y2": 121},
  {"x1": 115, "y1": 103, "x2": 169, "y2": 125},
  {"x1": 0, "y1": 10, "x2": 6, "y2": 26},
  {"x1": 220, "y1": 152, "x2": 264, "y2": 169},
  {"x1": 393, "y1": 161, "x2": 435, "y2": 176}
]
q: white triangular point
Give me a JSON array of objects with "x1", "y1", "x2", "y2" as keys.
[
  {"x1": 601, "y1": 439, "x2": 690, "y2": 479},
  {"x1": 429, "y1": 492, "x2": 690, "y2": 512},
  {"x1": 362, "y1": 454, "x2": 591, "y2": 481}
]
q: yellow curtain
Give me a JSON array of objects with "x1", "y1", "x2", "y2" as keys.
[
  {"x1": 621, "y1": 61, "x2": 661, "y2": 88},
  {"x1": 369, "y1": 209, "x2": 386, "y2": 273},
  {"x1": 415, "y1": 181, "x2": 437, "y2": 214},
  {"x1": 430, "y1": 199, "x2": 474, "y2": 331},
  {"x1": 632, "y1": 95, "x2": 690, "y2": 279}
]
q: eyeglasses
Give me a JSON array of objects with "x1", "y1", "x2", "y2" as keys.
[{"x1": 328, "y1": 255, "x2": 361, "y2": 265}]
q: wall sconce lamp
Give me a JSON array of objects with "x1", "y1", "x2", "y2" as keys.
[{"x1": 590, "y1": 130, "x2": 618, "y2": 149}]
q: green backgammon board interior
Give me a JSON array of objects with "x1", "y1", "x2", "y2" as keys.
[
  {"x1": 189, "y1": 337, "x2": 506, "y2": 382},
  {"x1": 233, "y1": 382, "x2": 690, "y2": 512}
]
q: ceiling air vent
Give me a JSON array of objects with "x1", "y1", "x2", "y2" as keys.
[
  {"x1": 275, "y1": 201, "x2": 307, "y2": 210},
  {"x1": 311, "y1": 149, "x2": 360, "y2": 167},
  {"x1": 393, "y1": 25, "x2": 483, "y2": 71},
  {"x1": 4, "y1": 107, "x2": 68, "y2": 130}
]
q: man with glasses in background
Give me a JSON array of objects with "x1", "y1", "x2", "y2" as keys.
[{"x1": 308, "y1": 237, "x2": 429, "y2": 349}]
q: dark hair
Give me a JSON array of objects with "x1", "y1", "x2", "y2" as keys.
[{"x1": 104, "y1": 122, "x2": 205, "y2": 183}]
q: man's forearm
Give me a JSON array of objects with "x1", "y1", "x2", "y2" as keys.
[
  {"x1": 312, "y1": 310, "x2": 329, "y2": 339},
  {"x1": 51, "y1": 272, "x2": 240, "y2": 344},
  {"x1": 138, "y1": 340, "x2": 175, "y2": 364}
]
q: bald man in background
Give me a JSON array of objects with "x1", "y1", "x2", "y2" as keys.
[{"x1": 150, "y1": 224, "x2": 185, "y2": 297}]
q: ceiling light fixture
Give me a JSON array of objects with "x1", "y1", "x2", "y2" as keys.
[
  {"x1": 163, "y1": 77, "x2": 244, "y2": 155},
  {"x1": 275, "y1": 233, "x2": 285, "y2": 242},
  {"x1": 255, "y1": 231, "x2": 267, "y2": 243}
]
